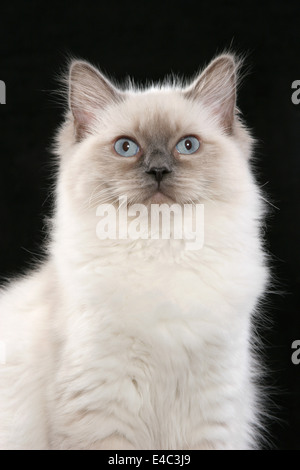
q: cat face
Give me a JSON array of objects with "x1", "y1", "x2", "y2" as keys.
[{"x1": 57, "y1": 55, "x2": 253, "y2": 211}]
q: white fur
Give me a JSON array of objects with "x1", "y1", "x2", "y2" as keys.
[{"x1": 0, "y1": 55, "x2": 268, "y2": 449}]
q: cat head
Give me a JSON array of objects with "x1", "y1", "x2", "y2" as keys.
[{"x1": 56, "y1": 54, "x2": 253, "y2": 210}]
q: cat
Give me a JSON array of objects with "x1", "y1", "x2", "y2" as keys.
[{"x1": 0, "y1": 53, "x2": 268, "y2": 450}]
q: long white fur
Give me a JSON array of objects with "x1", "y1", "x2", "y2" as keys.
[{"x1": 0, "y1": 54, "x2": 268, "y2": 450}]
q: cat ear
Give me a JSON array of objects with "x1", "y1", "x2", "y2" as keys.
[
  {"x1": 69, "y1": 60, "x2": 121, "y2": 141},
  {"x1": 185, "y1": 54, "x2": 238, "y2": 134}
]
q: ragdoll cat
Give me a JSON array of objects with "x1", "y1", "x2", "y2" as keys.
[{"x1": 0, "y1": 54, "x2": 268, "y2": 450}]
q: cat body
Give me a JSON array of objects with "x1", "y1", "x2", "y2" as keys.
[{"x1": 0, "y1": 54, "x2": 268, "y2": 449}]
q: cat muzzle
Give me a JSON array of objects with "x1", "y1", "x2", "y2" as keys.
[{"x1": 146, "y1": 166, "x2": 172, "y2": 188}]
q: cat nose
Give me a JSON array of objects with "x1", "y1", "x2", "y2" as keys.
[{"x1": 146, "y1": 166, "x2": 172, "y2": 184}]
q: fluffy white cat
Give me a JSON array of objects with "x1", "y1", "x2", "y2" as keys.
[{"x1": 0, "y1": 54, "x2": 268, "y2": 450}]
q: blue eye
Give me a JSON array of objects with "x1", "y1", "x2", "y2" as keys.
[
  {"x1": 176, "y1": 136, "x2": 200, "y2": 155},
  {"x1": 114, "y1": 138, "x2": 139, "y2": 157}
]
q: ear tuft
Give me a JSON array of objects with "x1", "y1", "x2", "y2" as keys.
[
  {"x1": 69, "y1": 60, "x2": 121, "y2": 141},
  {"x1": 185, "y1": 54, "x2": 240, "y2": 134}
]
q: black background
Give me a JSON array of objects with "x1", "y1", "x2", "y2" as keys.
[{"x1": 0, "y1": 0, "x2": 299, "y2": 450}]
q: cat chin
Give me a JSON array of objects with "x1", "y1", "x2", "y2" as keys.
[{"x1": 146, "y1": 191, "x2": 175, "y2": 204}]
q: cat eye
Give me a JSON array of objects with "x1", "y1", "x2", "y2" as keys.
[
  {"x1": 114, "y1": 137, "x2": 140, "y2": 157},
  {"x1": 175, "y1": 136, "x2": 200, "y2": 155}
]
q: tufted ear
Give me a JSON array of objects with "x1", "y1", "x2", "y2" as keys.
[
  {"x1": 69, "y1": 60, "x2": 121, "y2": 141},
  {"x1": 184, "y1": 54, "x2": 239, "y2": 134}
]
